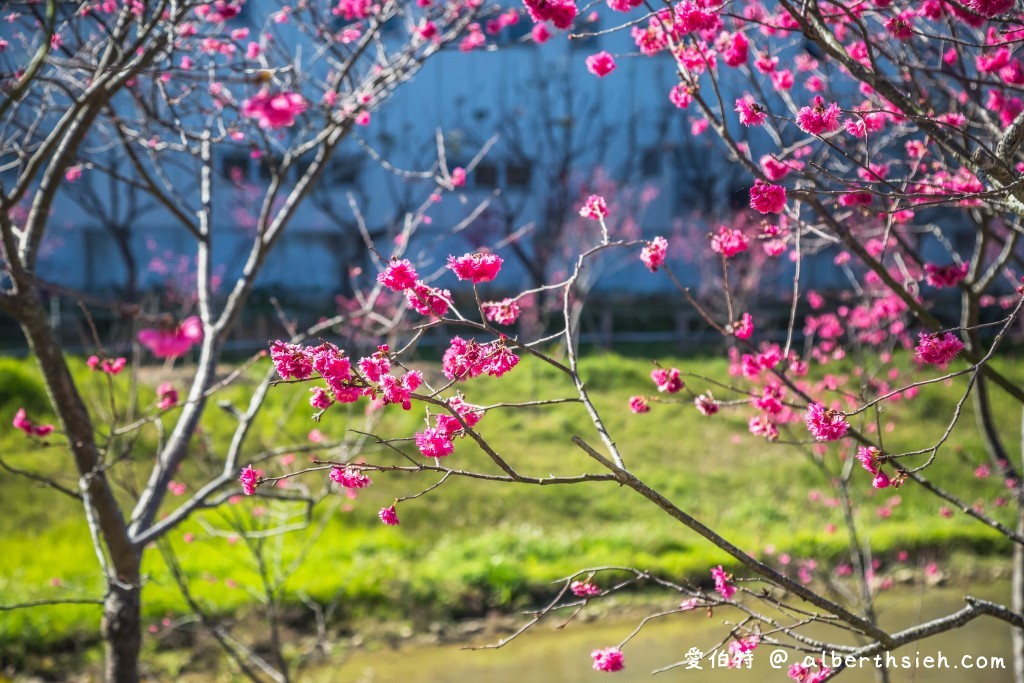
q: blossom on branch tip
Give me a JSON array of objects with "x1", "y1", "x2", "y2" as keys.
[
  {"x1": 651, "y1": 367, "x2": 682, "y2": 393},
  {"x1": 379, "y1": 504, "x2": 400, "y2": 525},
  {"x1": 579, "y1": 194, "x2": 608, "y2": 220},
  {"x1": 628, "y1": 396, "x2": 650, "y2": 414},
  {"x1": 591, "y1": 647, "x2": 624, "y2": 672},
  {"x1": 377, "y1": 259, "x2": 418, "y2": 291},
  {"x1": 640, "y1": 236, "x2": 668, "y2": 272},
  {"x1": 87, "y1": 355, "x2": 127, "y2": 375},
  {"x1": 447, "y1": 252, "x2": 503, "y2": 283},
  {"x1": 239, "y1": 465, "x2": 262, "y2": 495},
  {"x1": 310, "y1": 387, "x2": 334, "y2": 410}
]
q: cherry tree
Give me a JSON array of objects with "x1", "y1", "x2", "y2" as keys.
[
  {"x1": 250, "y1": 0, "x2": 1024, "y2": 681},
  {"x1": 0, "y1": 0, "x2": 490, "y2": 680}
]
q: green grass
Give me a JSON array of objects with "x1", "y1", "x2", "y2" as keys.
[{"x1": 0, "y1": 349, "x2": 1019, "y2": 669}]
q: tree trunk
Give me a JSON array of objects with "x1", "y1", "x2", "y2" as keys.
[
  {"x1": 15, "y1": 294, "x2": 142, "y2": 682},
  {"x1": 103, "y1": 561, "x2": 142, "y2": 683}
]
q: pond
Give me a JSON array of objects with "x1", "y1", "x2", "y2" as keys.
[{"x1": 331, "y1": 581, "x2": 1014, "y2": 683}]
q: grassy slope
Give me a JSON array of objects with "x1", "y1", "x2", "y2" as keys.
[{"x1": 0, "y1": 349, "x2": 1017, "y2": 663}]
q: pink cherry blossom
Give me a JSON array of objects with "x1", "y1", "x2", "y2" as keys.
[
  {"x1": 711, "y1": 226, "x2": 749, "y2": 258},
  {"x1": 640, "y1": 236, "x2": 668, "y2": 272},
  {"x1": 804, "y1": 403, "x2": 849, "y2": 442},
  {"x1": 571, "y1": 580, "x2": 600, "y2": 597},
  {"x1": 239, "y1": 465, "x2": 262, "y2": 495},
  {"x1": 629, "y1": 396, "x2": 650, "y2": 414},
  {"x1": 416, "y1": 427, "x2": 455, "y2": 457},
  {"x1": 270, "y1": 341, "x2": 314, "y2": 380},
  {"x1": 12, "y1": 408, "x2": 54, "y2": 437},
  {"x1": 796, "y1": 96, "x2": 843, "y2": 135},
  {"x1": 712, "y1": 565, "x2": 736, "y2": 599},
  {"x1": 406, "y1": 281, "x2": 451, "y2": 317},
  {"x1": 379, "y1": 504, "x2": 400, "y2": 525},
  {"x1": 483, "y1": 298, "x2": 522, "y2": 325},
  {"x1": 733, "y1": 313, "x2": 753, "y2": 339},
  {"x1": 330, "y1": 466, "x2": 372, "y2": 489},
  {"x1": 586, "y1": 51, "x2": 616, "y2": 77},
  {"x1": 591, "y1": 647, "x2": 624, "y2": 672},
  {"x1": 522, "y1": 0, "x2": 577, "y2": 29},
  {"x1": 377, "y1": 259, "x2": 418, "y2": 291},
  {"x1": 138, "y1": 316, "x2": 204, "y2": 358},
  {"x1": 447, "y1": 252, "x2": 503, "y2": 283},
  {"x1": 579, "y1": 194, "x2": 608, "y2": 219},
  {"x1": 924, "y1": 263, "x2": 968, "y2": 288},
  {"x1": 669, "y1": 84, "x2": 692, "y2": 109},
  {"x1": 156, "y1": 383, "x2": 178, "y2": 410},
  {"x1": 749, "y1": 180, "x2": 787, "y2": 214},
  {"x1": 695, "y1": 393, "x2": 719, "y2": 416},
  {"x1": 651, "y1": 367, "x2": 683, "y2": 393},
  {"x1": 915, "y1": 332, "x2": 964, "y2": 366},
  {"x1": 241, "y1": 90, "x2": 308, "y2": 129},
  {"x1": 735, "y1": 95, "x2": 767, "y2": 126}
]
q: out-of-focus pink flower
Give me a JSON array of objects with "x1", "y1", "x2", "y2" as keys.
[
  {"x1": 241, "y1": 89, "x2": 307, "y2": 129},
  {"x1": 138, "y1": 316, "x2": 203, "y2": 358}
]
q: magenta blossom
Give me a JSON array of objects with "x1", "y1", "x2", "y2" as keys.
[
  {"x1": 379, "y1": 504, "x2": 400, "y2": 525},
  {"x1": 239, "y1": 465, "x2": 262, "y2": 495},
  {"x1": 138, "y1": 316, "x2": 203, "y2": 358},
  {"x1": 628, "y1": 396, "x2": 650, "y2": 414},
  {"x1": 330, "y1": 466, "x2": 372, "y2": 489},
  {"x1": 482, "y1": 298, "x2": 522, "y2": 325},
  {"x1": 591, "y1": 647, "x2": 625, "y2": 672},
  {"x1": 13, "y1": 408, "x2": 54, "y2": 438},
  {"x1": 651, "y1": 367, "x2": 683, "y2": 393},
  {"x1": 586, "y1": 51, "x2": 616, "y2": 77},
  {"x1": 156, "y1": 383, "x2": 179, "y2": 410},
  {"x1": 712, "y1": 565, "x2": 736, "y2": 599},
  {"x1": 915, "y1": 332, "x2": 964, "y2": 366},
  {"x1": 447, "y1": 252, "x2": 503, "y2": 283},
  {"x1": 640, "y1": 236, "x2": 668, "y2": 272},
  {"x1": 695, "y1": 392, "x2": 720, "y2": 416},
  {"x1": 796, "y1": 96, "x2": 843, "y2": 135},
  {"x1": 924, "y1": 263, "x2": 968, "y2": 288},
  {"x1": 571, "y1": 580, "x2": 600, "y2": 597},
  {"x1": 377, "y1": 259, "x2": 419, "y2": 291},
  {"x1": 710, "y1": 226, "x2": 749, "y2": 258},
  {"x1": 579, "y1": 194, "x2": 608, "y2": 220},
  {"x1": 804, "y1": 403, "x2": 849, "y2": 442},
  {"x1": 241, "y1": 89, "x2": 308, "y2": 129},
  {"x1": 749, "y1": 180, "x2": 787, "y2": 214}
]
